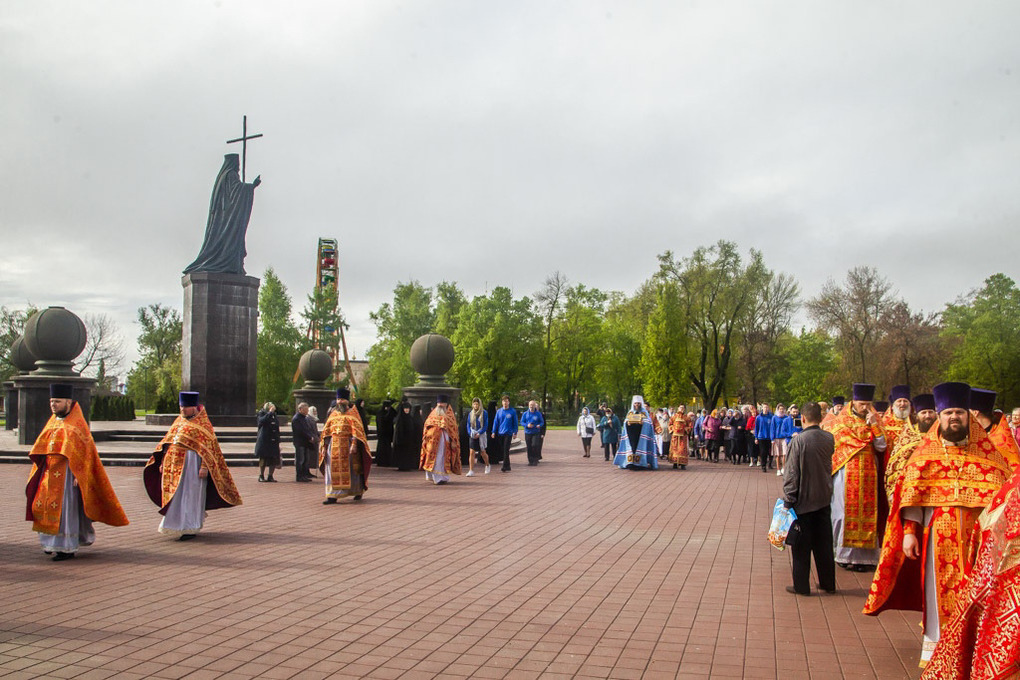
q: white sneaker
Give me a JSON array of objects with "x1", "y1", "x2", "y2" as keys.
[
  {"x1": 466, "y1": 469, "x2": 475, "y2": 477},
  {"x1": 484, "y1": 465, "x2": 491, "y2": 474},
  {"x1": 748, "y1": 461, "x2": 753, "y2": 467},
  {"x1": 776, "y1": 470, "x2": 782, "y2": 476}
]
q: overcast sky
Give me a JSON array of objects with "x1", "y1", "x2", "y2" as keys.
[{"x1": 2, "y1": 1, "x2": 1018, "y2": 376}]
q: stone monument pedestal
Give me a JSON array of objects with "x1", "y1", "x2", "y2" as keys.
[
  {"x1": 182, "y1": 272, "x2": 259, "y2": 418},
  {"x1": 292, "y1": 388, "x2": 335, "y2": 425},
  {"x1": 3, "y1": 381, "x2": 16, "y2": 431},
  {"x1": 14, "y1": 375, "x2": 96, "y2": 445}
]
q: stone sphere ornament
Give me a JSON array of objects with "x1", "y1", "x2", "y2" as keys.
[
  {"x1": 23, "y1": 306, "x2": 87, "y2": 376},
  {"x1": 409, "y1": 334, "x2": 454, "y2": 385},
  {"x1": 10, "y1": 335, "x2": 38, "y2": 374},
  {"x1": 298, "y1": 349, "x2": 333, "y2": 388}
]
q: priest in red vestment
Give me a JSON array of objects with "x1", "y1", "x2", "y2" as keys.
[
  {"x1": 420, "y1": 395, "x2": 461, "y2": 485},
  {"x1": 863, "y1": 382, "x2": 1012, "y2": 668},
  {"x1": 922, "y1": 461, "x2": 1020, "y2": 679},
  {"x1": 26, "y1": 383, "x2": 128, "y2": 560},
  {"x1": 318, "y1": 387, "x2": 372, "y2": 503}
]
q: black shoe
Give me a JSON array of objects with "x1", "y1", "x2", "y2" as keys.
[
  {"x1": 785, "y1": 586, "x2": 810, "y2": 596},
  {"x1": 178, "y1": 534, "x2": 197, "y2": 541},
  {"x1": 817, "y1": 584, "x2": 838, "y2": 594},
  {"x1": 680, "y1": 465, "x2": 686, "y2": 470},
  {"x1": 501, "y1": 468, "x2": 511, "y2": 472},
  {"x1": 258, "y1": 475, "x2": 265, "y2": 482},
  {"x1": 322, "y1": 498, "x2": 338, "y2": 505},
  {"x1": 673, "y1": 463, "x2": 678, "y2": 469},
  {"x1": 353, "y1": 494, "x2": 363, "y2": 500},
  {"x1": 296, "y1": 477, "x2": 311, "y2": 483},
  {"x1": 267, "y1": 477, "x2": 277, "y2": 483},
  {"x1": 52, "y1": 552, "x2": 75, "y2": 561}
]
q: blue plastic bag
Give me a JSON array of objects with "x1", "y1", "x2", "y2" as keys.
[{"x1": 767, "y1": 499, "x2": 797, "y2": 551}]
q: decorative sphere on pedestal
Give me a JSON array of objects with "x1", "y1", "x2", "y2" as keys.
[
  {"x1": 298, "y1": 349, "x2": 333, "y2": 388},
  {"x1": 403, "y1": 333, "x2": 460, "y2": 412},
  {"x1": 23, "y1": 306, "x2": 87, "y2": 376},
  {"x1": 10, "y1": 335, "x2": 38, "y2": 374}
]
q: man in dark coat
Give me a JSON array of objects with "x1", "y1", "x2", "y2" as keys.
[
  {"x1": 291, "y1": 402, "x2": 318, "y2": 482},
  {"x1": 782, "y1": 401, "x2": 837, "y2": 595}
]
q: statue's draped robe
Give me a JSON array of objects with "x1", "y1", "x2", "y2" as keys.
[
  {"x1": 922, "y1": 466, "x2": 1020, "y2": 680},
  {"x1": 144, "y1": 408, "x2": 242, "y2": 535},
  {"x1": 318, "y1": 409, "x2": 372, "y2": 499},
  {"x1": 830, "y1": 408, "x2": 886, "y2": 564},
  {"x1": 668, "y1": 413, "x2": 690, "y2": 466},
  {"x1": 26, "y1": 403, "x2": 128, "y2": 551},
  {"x1": 420, "y1": 408, "x2": 461, "y2": 481},
  {"x1": 864, "y1": 421, "x2": 1010, "y2": 666},
  {"x1": 184, "y1": 154, "x2": 256, "y2": 275}
]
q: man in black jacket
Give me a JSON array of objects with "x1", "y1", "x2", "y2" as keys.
[
  {"x1": 782, "y1": 401, "x2": 837, "y2": 595},
  {"x1": 291, "y1": 403, "x2": 318, "y2": 482}
]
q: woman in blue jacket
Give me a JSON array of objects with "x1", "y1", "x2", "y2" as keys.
[{"x1": 597, "y1": 408, "x2": 622, "y2": 461}]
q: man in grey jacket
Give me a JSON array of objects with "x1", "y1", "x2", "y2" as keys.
[{"x1": 782, "y1": 401, "x2": 837, "y2": 595}]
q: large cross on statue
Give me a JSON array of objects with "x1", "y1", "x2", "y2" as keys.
[{"x1": 226, "y1": 115, "x2": 263, "y2": 182}]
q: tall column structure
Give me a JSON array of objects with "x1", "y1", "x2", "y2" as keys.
[{"x1": 181, "y1": 272, "x2": 259, "y2": 419}]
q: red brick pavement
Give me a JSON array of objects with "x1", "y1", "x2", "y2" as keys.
[{"x1": 0, "y1": 431, "x2": 921, "y2": 679}]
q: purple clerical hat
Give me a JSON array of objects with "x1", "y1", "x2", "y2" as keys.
[
  {"x1": 179, "y1": 391, "x2": 200, "y2": 408},
  {"x1": 889, "y1": 385, "x2": 910, "y2": 403},
  {"x1": 437, "y1": 394, "x2": 450, "y2": 404},
  {"x1": 933, "y1": 382, "x2": 970, "y2": 412},
  {"x1": 831, "y1": 396, "x2": 845, "y2": 406},
  {"x1": 969, "y1": 388, "x2": 997, "y2": 415},
  {"x1": 49, "y1": 383, "x2": 74, "y2": 400},
  {"x1": 912, "y1": 394, "x2": 936, "y2": 412},
  {"x1": 852, "y1": 383, "x2": 876, "y2": 402},
  {"x1": 336, "y1": 387, "x2": 351, "y2": 401},
  {"x1": 874, "y1": 401, "x2": 889, "y2": 413}
]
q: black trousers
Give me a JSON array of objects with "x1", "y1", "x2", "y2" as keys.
[
  {"x1": 603, "y1": 440, "x2": 618, "y2": 460},
  {"x1": 757, "y1": 439, "x2": 771, "y2": 471},
  {"x1": 790, "y1": 505, "x2": 836, "y2": 594},
  {"x1": 294, "y1": 445, "x2": 312, "y2": 479},
  {"x1": 500, "y1": 435, "x2": 513, "y2": 470},
  {"x1": 525, "y1": 433, "x2": 542, "y2": 464}
]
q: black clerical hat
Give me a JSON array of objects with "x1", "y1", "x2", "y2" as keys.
[
  {"x1": 933, "y1": 382, "x2": 970, "y2": 412},
  {"x1": 851, "y1": 384, "x2": 876, "y2": 402},
  {"x1": 49, "y1": 383, "x2": 74, "y2": 400},
  {"x1": 179, "y1": 391, "x2": 200, "y2": 408}
]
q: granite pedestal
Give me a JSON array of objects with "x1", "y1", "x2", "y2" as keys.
[
  {"x1": 14, "y1": 375, "x2": 96, "y2": 445},
  {"x1": 182, "y1": 272, "x2": 259, "y2": 418}
]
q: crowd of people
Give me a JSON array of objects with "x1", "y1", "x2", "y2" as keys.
[{"x1": 23, "y1": 379, "x2": 1020, "y2": 678}]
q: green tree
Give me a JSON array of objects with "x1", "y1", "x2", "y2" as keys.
[
  {"x1": 736, "y1": 272, "x2": 799, "y2": 405},
  {"x1": 0, "y1": 304, "x2": 38, "y2": 380},
  {"x1": 806, "y1": 266, "x2": 895, "y2": 383},
  {"x1": 126, "y1": 304, "x2": 182, "y2": 411},
  {"x1": 535, "y1": 272, "x2": 568, "y2": 410},
  {"x1": 366, "y1": 281, "x2": 436, "y2": 398},
  {"x1": 656, "y1": 241, "x2": 771, "y2": 410},
  {"x1": 434, "y1": 281, "x2": 466, "y2": 339},
  {"x1": 639, "y1": 282, "x2": 690, "y2": 407},
  {"x1": 593, "y1": 291, "x2": 645, "y2": 411},
  {"x1": 550, "y1": 284, "x2": 608, "y2": 415},
  {"x1": 942, "y1": 273, "x2": 1020, "y2": 406},
  {"x1": 257, "y1": 267, "x2": 307, "y2": 410},
  {"x1": 451, "y1": 287, "x2": 543, "y2": 400},
  {"x1": 778, "y1": 328, "x2": 840, "y2": 405}
]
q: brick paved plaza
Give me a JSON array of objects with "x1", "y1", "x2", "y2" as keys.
[{"x1": 1, "y1": 430, "x2": 921, "y2": 679}]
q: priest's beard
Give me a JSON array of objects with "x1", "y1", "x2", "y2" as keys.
[
  {"x1": 917, "y1": 413, "x2": 937, "y2": 433},
  {"x1": 940, "y1": 418, "x2": 969, "y2": 443},
  {"x1": 436, "y1": 406, "x2": 447, "y2": 416},
  {"x1": 893, "y1": 406, "x2": 910, "y2": 420},
  {"x1": 337, "y1": 401, "x2": 349, "y2": 414},
  {"x1": 53, "y1": 404, "x2": 71, "y2": 418}
]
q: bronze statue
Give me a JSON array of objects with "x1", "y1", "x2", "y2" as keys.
[{"x1": 184, "y1": 153, "x2": 261, "y2": 275}]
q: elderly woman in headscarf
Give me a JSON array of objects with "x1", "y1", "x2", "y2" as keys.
[{"x1": 613, "y1": 395, "x2": 660, "y2": 470}]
